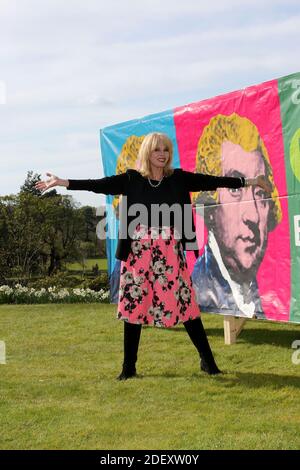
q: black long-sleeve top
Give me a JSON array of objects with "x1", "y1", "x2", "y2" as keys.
[{"x1": 67, "y1": 168, "x2": 245, "y2": 260}]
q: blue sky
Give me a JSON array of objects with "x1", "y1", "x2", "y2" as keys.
[{"x1": 1, "y1": 0, "x2": 300, "y2": 207}]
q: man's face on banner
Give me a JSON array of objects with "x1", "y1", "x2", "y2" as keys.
[{"x1": 213, "y1": 141, "x2": 270, "y2": 281}]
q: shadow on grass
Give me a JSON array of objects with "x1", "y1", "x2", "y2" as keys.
[
  {"x1": 160, "y1": 324, "x2": 300, "y2": 348},
  {"x1": 135, "y1": 370, "x2": 300, "y2": 389},
  {"x1": 218, "y1": 371, "x2": 300, "y2": 389},
  {"x1": 207, "y1": 327, "x2": 300, "y2": 348}
]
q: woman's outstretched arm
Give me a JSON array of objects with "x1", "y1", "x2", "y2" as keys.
[
  {"x1": 179, "y1": 169, "x2": 271, "y2": 193},
  {"x1": 35, "y1": 172, "x2": 128, "y2": 195}
]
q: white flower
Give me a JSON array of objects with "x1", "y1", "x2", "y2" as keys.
[
  {"x1": 148, "y1": 306, "x2": 163, "y2": 321},
  {"x1": 153, "y1": 307, "x2": 163, "y2": 321},
  {"x1": 180, "y1": 286, "x2": 191, "y2": 302},
  {"x1": 123, "y1": 272, "x2": 134, "y2": 283},
  {"x1": 158, "y1": 275, "x2": 168, "y2": 285},
  {"x1": 73, "y1": 288, "x2": 81, "y2": 296},
  {"x1": 57, "y1": 289, "x2": 70, "y2": 299},
  {"x1": 131, "y1": 241, "x2": 142, "y2": 255},
  {"x1": 173, "y1": 228, "x2": 181, "y2": 240},
  {"x1": 150, "y1": 227, "x2": 159, "y2": 239},
  {"x1": 0, "y1": 283, "x2": 110, "y2": 304},
  {"x1": 134, "y1": 275, "x2": 145, "y2": 285},
  {"x1": 0, "y1": 285, "x2": 13, "y2": 295},
  {"x1": 48, "y1": 286, "x2": 57, "y2": 293},
  {"x1": 15, "y1": 285, "x2": 29, "y2": 294},
  {"x1": 173, "y1": 244, "x2": 180, "y2": 255},
  {"x1": 153, "y1": 260, "x2": 165, "y2": 275},
  {"x1": 133, "y1": 225, "x2": 147, "y2": 240},
  {"x1": 148, "y1": 306, "x2": 154, "y2": 316},
  {"x1": 161, "y1": 227, "x2": 171, "y2": 240},
  {"x1": 130, "y1": 285, "x2": 142, "y2": 299}
]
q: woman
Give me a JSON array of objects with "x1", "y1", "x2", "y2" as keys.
[{"x1": 35, "y1": 132, "x2": 271, "y2": 380}]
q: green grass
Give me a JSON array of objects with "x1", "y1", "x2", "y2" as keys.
[
  {"x1": 66, "y1": 258, "x2": 107, "y2": 271},
  {"x1": 0, "y1": 304, "x2": 300, "y2": 450}
]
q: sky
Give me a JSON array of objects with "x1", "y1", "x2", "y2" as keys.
[{"x1": 1, "y1": 0, "x2": 300, "y2": 207}]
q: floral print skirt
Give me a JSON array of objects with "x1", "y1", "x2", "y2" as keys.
[{"x1": 117, "y1": 224, "x2": 200, "y2": 328}]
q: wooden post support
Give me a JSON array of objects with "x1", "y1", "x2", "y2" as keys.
[
  {"x1": 0, "y1": 340, "x2": 6, "y2": 364},
  {"x1": 223, "y1": 316, "x2": 247, "y2": 345}
]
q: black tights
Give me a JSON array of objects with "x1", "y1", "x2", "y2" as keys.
[
  {"x1": 118, "y1": 317, "x2": 220, "y2": 379},
  {"x1": 184, "y1": 317, "x2": 221, "y2": 374}
]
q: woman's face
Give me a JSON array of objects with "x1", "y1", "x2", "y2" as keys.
[{"x1": 149, "y1": 140, "x2": 170, "y2": 171}]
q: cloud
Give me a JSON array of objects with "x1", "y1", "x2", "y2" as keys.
[{"x1": 1, "y1": 0, "x2": 300, "y2": 205}]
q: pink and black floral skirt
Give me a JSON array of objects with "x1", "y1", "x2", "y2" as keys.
[{"x1": 117, "y1": 224, "x2": 200, "y2": 328}]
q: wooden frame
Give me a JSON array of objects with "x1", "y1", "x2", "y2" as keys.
[{"x1": 223, "y1": 316, "x2": 247, "y2": 345}]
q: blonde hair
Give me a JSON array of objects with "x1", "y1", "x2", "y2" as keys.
[
  {"x1": 112, "y1": 135, "x2": 145, "y2": 216},
  {"x1": 192, "y1": 113, "x2": 282, "y2": 230},
  {"x1": 138, "y1": 132, "x2": 174, "y2": 178}
]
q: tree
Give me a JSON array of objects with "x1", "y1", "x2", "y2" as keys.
[
  {"x1": 37, "y1": 194, "x2": 85, "y2": 275},
  {"x1": 0, "y1": 194, "x2": 46, "y2": 281},
  {"x1": 78, "y1": 205, "x2": 106, "y2": 258},
  {"x1": 0, "y1": 198, "x2": 10, "y2": 282},
  {"x1": 0, "y1": 171, "x2": 107, "y2": 282}
]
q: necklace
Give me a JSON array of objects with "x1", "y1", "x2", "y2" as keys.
[{"x1": 148, "y1": 176, "x2": 164, "y2": 188}]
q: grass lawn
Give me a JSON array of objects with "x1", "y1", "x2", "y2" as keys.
[
  {"x1": 67, "y1": 258, "x2": 107, "y2": 271},
  {"x1": 0, "y1": 304, "x2": 300, "y2": 450}
]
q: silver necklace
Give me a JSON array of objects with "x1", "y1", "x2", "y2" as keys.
[{"x1": 148, "y1": 176, "x2": 164, "y2": 188}]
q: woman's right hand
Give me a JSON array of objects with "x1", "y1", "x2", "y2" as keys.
[{"x1": 35, "y1": 172, "x2": 68, "y2": 194}]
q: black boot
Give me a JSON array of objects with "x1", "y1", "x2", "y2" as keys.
[
  {"x1": 184, "y1": 317, "x2": 221, "y2": 375},
  {"x1": 117, "y1": 321, "x2": 142, "y2": 380}
]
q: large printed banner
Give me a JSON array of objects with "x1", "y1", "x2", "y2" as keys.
[{"x1": 100, "y1": 72, "x2": 300, "y2": 324}]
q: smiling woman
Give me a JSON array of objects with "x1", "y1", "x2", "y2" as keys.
[
  {"x1": 35, "y1": 131, "x2": 270, "y2": 380},
  {"x1": 138, "y1": 132, "x2": 174, "y2": 181}
]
